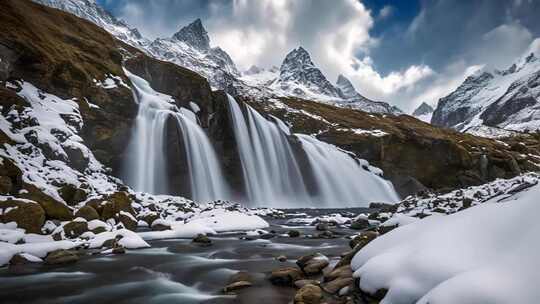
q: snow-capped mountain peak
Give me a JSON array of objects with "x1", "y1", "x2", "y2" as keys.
[
  {"x1": 412, "y1": 102, "x2": 434, "y2": 123},
  {"x1": 432, "y1": 49, "x2": 540, "y2": 132},
  {"x1": 32, "y1": 0, "x2": 149, "y2": 48},
  {"x1": 172, "y1": 18, "x2": 210, "y2": 51},
  {"x1": 412, "y1": 102, "x2": 434, "y2": 116},
  {"x1": 276, "y1": 47, "x2": 341, "y2": 99}
]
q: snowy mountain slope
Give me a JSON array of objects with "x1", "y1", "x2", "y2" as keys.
[
  {"x1": 32, "y1": 0, "x2": 149, "y2": 48},
  {"x1": 335, "y1": 74, "x2": 403, "y2": 115},
  {"x1": 147, "y1": 19, "x2": 240, "y2": 90},
  {"x1": 412, "y1": 102, "x2": 434, "y2": 123},
  {"x1": 432, "y1": 51, "x2": 540, "y2": 132},
  {"x1": 242, "y1": 48, "x2": 402, "y2": 114}
]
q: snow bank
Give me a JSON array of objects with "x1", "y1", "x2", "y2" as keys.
[
  {"x1": 0, "y1": 240, "x2": 81, "y2": 266},
  {"x1": 88, "y1": 229, "x2": 149, "y2": 249},
  {"x1": 380, "y1": 214, "x2": 419, "y2": 228},
  {"x1": 187, "y1": 210, "x2": 269, "y2": 232},
  {"x1": 139, "y1": 209, "x2": 269, "y2": 240},
  {"x1": 351, "y1": 183, "x2": 540, "y2": 303}
]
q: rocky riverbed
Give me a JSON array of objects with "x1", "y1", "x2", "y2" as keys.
[{"x1": 0, "y1": 208, "x2": 377, "y2": 304}]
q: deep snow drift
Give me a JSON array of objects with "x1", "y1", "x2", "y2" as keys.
[{"x1": 352, "y1": 178, "x2": 540, "y2": 303}]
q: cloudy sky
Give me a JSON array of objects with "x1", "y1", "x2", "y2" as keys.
[{"x1": 98, "y1": 0, "x2": 540, "y2": 112}]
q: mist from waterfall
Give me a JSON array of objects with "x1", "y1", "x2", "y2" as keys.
[
  {"x1": 227, "y1": 95, "x2": 399, "y2": 207},
  {"x1": 123, "y1": 69, "x2": 230, "y2": 202}
]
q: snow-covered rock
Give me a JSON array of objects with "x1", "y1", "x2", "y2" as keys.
[
  {"x1": 352, "y1": 178, "x2": 540, "y2": 303},
  {"x1": 432, "y1": 48, "x2": 540, "y2": 133}
]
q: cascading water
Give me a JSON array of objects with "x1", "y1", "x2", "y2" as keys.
[
  {"x1": 123, "y1": 69, "x2": 230, "y2": 202},
  {"x1": 296, "y1": 134, "x2": 400, "y2": 205},
  {"x1": 227, "y1": 95, "x2": 399, "y2": 207},
  {"x1": 227, "y1": 96, "x2": 310, "y2": 206},
  {"x1": 122, "y1": 68, "x2": 397, "y2": 207},
  {"x1": 174, "y1": 108, "x2": 230, "y2": 202}
]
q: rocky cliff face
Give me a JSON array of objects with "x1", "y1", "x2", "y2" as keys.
[
  {"x1": 5, "y1": 0, "x2": 540, "y2": 202},
  {"x1": 172, "y1": 19, "x2": 210, "y2": 51},
  {"x1": 432, "y1": 52, "x2": 540, "y2": 132}
]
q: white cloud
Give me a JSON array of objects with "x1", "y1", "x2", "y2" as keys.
[
  {"x1": 378, "y1": 5, "x2": 394, "y2": 20},
  {"x1": 205, "y1": 0, "x2": 431, "y2": 101}
]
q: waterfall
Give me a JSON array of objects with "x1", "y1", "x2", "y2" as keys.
[
  {"x1": 227, "y1": 95, "x2": 399, "y2": 207},
  {"x1": 123, "y1": 69, "x2": 230, "y2": 202},
  {"x1": 122, "y1": 68, "x2": 398, "y2": 207},
  {"x1": 174, "y1": 110, "x2": 230, "y2": 202},
  {"x1": 296, "y1": 134, "x2": 400, "y2": 205},
  {"x1": 227, "y1": 96, "x2": 310, "y2": 207}
]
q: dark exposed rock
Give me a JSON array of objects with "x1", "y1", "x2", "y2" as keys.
[
  {"x1": 288, "y1": 230, "x2": 301, "y2": 237},
  {"x1": 294, "y1": 279, "x2": 320, "y2": 289},
  {"x1": 193, "y1": 234, "x2": 212, "y2": 245},
  {"x1": 74, "y1": 206, "x2": 99, "y2": 221},
  {"x1": 139, "y1": 212, "x2": 159, "y2": 226},
  {"x1": 19, "y1": 184, "x2": 73, "y2": 221},
  {"x1": 294, "y1": 284, "x2": 322, "y2": 304},
  {"x1": 63, "y1": 220, "x2": 88, "y2": 238},
  {"x1": 297, "y1": 253, "x2": 329, "y2": 275},
  {"x1": 276, "y1": 255, "x2": 287, "y2": 262},
  {"x1": 378, "y1": 224, "x2": 398, "y2": 235},
  {"x1": 0, "y1": 176, "x2": 13, "y2": 195},
  {"x1": 349, "y1": 218, "x2": 370, "y2": 230},
  {"x1": 228, "y1": 271, "x2": 252, "y2": 284},
  {"x1": 58, "y1": 184, "x2": 87, "y2": 206},
  {"x1": 45, "y1": 249, "x2": 79, "y2": 265},
  {"x1": 223, "y1": 281, "x2": 252, "y2": 293},
  {"x1": 9, "y1": 253, "x2": 39, "y2": 265},
  {"x1": 324, "y1": 265, "x2": 352, "y2": 282},
  {"x1": 349, "y1": 231, "x2": 378, "y2": 249},
  {"x1": 322, "y1": 277, "x2": 353, "y2": 295},
  {"x1": 118, "y1": 212, "x2": 137, "y2": 231},
  {"x1": 269, "y1": 267, "x2": 304, "y2": 286},
  {"x1": 315, "y1": 222, "x2": 329, "y2": 231},
  {"x1": 0, "y1": 199, "x2": 45, "y2": 233},
  {"x1": 151, "y1": 223, "x2": 171, "y2": 231}
]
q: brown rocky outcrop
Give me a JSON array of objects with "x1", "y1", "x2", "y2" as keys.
[{"x1": 0, "y1": 199, "x2": 45, "y2": 233}]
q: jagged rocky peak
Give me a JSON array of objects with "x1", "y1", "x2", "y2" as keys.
[
  {"x1": 432, "y1": 48, "x2": 540, "y2": 132},
  {"x1": 173, "y1": 18, "x2": 210, "y2": 51},
  {"x1": 279, "y1": 47, "x2": 341, "y2": 98},
  {"x1": 412, "y1": 102, "x2": 434, "y2": 116},
  {"x1": 335, "y1": 74, "x2": 358, "y2": 99},
  {"x1": 280, "y1": 46, "x2": 315, "y2": 77}
]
